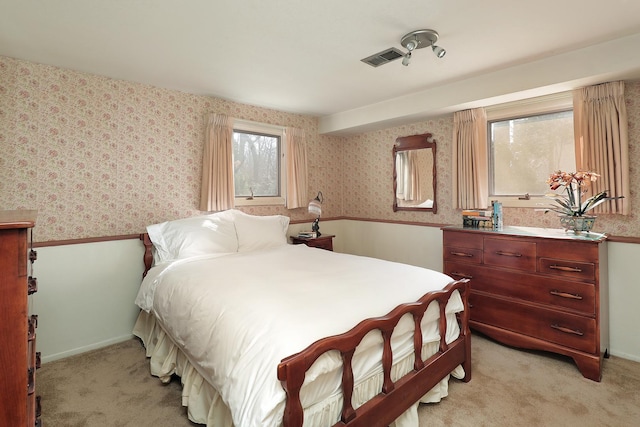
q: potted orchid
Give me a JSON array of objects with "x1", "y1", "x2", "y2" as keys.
[{"x1": 542, "y1": 170, "x2": 621, "y2": 232}]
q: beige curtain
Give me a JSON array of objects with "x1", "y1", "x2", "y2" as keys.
[
  {"x1": 573, "y1": 81, "x2": 630, "y2": 214},
  {"x1": 403, "y1": 151, "x2": 421, "y2": 201},
  {"x1": 285, "y1": 127, "x2": 308, "y2": 209},
  {"x1": 452, "y1": 108, "x2": 488, "y2": 209},
  {"x1": 199, "y1": 114, "x2": 235, "y2": 211}
]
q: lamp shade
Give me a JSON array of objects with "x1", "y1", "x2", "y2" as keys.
[
  {"x1": 308, "y1": 199, "x2": 322, "y2": 216},
  {"x1": 308, "y1": 191, "x2": 323, "y2": 216}
]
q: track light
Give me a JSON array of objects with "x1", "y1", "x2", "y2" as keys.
[
  {"x1": 432, "y1": 44, "x2": 446, "y2": 58},
  {"x1": 400, "y1": 29, "x2": 446, "y2": 66},
  {"x1": 402, "y1": 52, "x2": 411, "y2": 66},
  {"x1": 402, "y1": 40, "x2": 416, "y2": 66}
]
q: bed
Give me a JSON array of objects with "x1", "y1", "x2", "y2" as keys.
[{"x1": 133, "y1": 210, "x2": 471, "y2": 427}]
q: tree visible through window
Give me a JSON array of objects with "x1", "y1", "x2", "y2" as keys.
[
  {"x1": 232, "y1": 130, "x2": 281, "y2": 198},
  {"x1": 489, "y1": 110, "x2": 576, "y2": 197}
]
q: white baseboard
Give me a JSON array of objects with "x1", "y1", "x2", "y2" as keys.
[
  {"x1": 609, "y1": 350, "x2": 640, "y2": 363},
  {"x1": 41, "y1": 334, "x2": 135, "y2": 364}
]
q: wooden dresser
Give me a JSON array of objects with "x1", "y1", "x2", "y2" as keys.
[
  {"x1": 0, "y1": 210, "x2": 41, "y2": 426},
  {"x1": 442, "y1": 225, "x2": 608, "y2": 381}
]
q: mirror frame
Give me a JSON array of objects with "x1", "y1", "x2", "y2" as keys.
[{"x1": 392, "y1": 133, "x2": 437, "y2": 213}]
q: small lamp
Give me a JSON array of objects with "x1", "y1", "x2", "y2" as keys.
[{"x1": 308, "y1": 191, "x2": 323, "y2": 236}]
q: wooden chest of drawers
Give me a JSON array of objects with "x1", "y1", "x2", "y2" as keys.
[
  {"x1": 0, "y1": 210, "x2": 41, "y2": 425},
  {"x1": 442, "y1": 226, "x2": 608, "y2": 381}
]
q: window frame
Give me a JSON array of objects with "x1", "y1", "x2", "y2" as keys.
[
  {"x1": 232, "y1": 119, "x2": 287, "y2": 207},
  {"x1": 486, "y1": 92, "x2": 574, "y2": 208}
]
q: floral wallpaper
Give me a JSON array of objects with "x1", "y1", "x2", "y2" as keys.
[
  {"x1": 341, "y1": 83, "x2": 640, "y2": 238},
  {"x1": 0, "y1": 56, "x2": 342, "y2": 241},
  {"x1": 1, "y1": 55, "x2": 638, "y2": 241}
]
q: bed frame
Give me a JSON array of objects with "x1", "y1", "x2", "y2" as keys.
[{"x1": 140, "y1": 233, "x2": 471, "y2": 427}]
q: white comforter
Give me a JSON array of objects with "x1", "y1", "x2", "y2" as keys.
[{"x1": 135, "y1": 244, "x2": 462, "y2": 427}]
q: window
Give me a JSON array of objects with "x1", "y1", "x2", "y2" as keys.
[
  {"x1": 232, "y1": 120, "x2": 286, "y2": 206},
  {"x1": 487, "y1": 93, "x2": 575, "y2": 207}
]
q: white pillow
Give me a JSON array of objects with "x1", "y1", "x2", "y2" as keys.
[
  {"x1": 233, "y1": 212, "x2": 290, "y2": 252},
  {"x1": 146, "y1": 213, "x2": 238, "y2": 263}
]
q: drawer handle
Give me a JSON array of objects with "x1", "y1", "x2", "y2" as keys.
[
  {"x1": 549, "y1": 265, "x2": 582, "y2": 273},
  {"x1": 28, "y1": 276, "x2": 38, "y2": 295},
  {"x1": 28, "y1": 315, "x2": 38, "y2": 341},
  {"x1": 549, "y1": 290, "x2": 583, "y2": 300},
  {"x1": 450, "y1": 271, "x2": 473, "y2": 280},
  {"x1": 550, "y1": 324, "x2": 584, "y2": 336},
  {"x1": 28, "y1": 367, "x2": 35, "y2": 394},
  {"x1": 494, "y1": 251, "x2": 522, "y2": 257},
  {"x1": 36, "y1": 395, "x2": 42, "y2": 418},
  {"x1": 450, "y1": 251, "x2": 474, "y2": 258}
]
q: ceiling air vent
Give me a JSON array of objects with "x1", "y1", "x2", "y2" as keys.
[{"x1": 361, "y1": 47, "x2": 404, "y2": 67}]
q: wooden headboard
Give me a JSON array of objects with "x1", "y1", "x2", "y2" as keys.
[{"x1": 140, "y1": 233, "x2": 153, "y2": 277}]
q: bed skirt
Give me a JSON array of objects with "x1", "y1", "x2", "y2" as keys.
[{"x1": 133, "y1": 310, "x2": 464, "y2": 427}]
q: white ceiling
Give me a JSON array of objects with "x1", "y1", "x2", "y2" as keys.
[{"x1": 2, "y1": 0, "x2": 640, "y2": 134}]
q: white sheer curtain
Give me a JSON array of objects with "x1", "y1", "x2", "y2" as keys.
[
  {"x1": 199, "y1": 113, "x2": 235, "y2": 211},
  {"x1": 452, "y1": 108, "x2": 488, "y2": 209},
  {"x1": 398, "y1": 151, "x2": 421, "y2": 201},
  {"x1": 284, "y1": 127, "x2": 308, "y2": 209},
  {"x1": 573, "y1": 81, "x2": 630, "y2": 214}
]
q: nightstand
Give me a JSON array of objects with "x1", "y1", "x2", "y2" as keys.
[{"x1": 290, "y1": 234, "x2": 335, "y2": 251}]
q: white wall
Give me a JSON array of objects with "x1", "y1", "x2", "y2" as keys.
[
  {"x1": 337, "y1": 220, "x2": 444, "y2": 271},
  {"x1": 607, "y1": 242, "x2": 640, "y2": 361},
  {"x1": 35, "y1": 220, "x2": 639, "y2": 364},
  {"x1": 34, "y1": 239, "x2": 144, "y2": 363}
]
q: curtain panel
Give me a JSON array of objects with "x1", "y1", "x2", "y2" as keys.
[
  {"x1": 199, "y1": 114, "x2": 235, "y2": 211},
  {"x1": 452, "y1": 108, "x2": 488, "y2": 209},
  {"x1": 285, "y1": 127, "x2": 309, "y2": 209},
  {"x1": 573, "y1": 81, "x2": 630, "y2": 214},
  {"x1": 404, "y1": 151, "x2": 421, "y2": 201}
]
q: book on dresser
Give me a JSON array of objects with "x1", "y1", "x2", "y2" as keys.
[
  {"x1": 0, "y1": 210, "x2": 41, "y2": 426},
  {"x1": 442, "y1": 225, "x2": 608, "y2": 381}
]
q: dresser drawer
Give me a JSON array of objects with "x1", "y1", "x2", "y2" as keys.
[
  {"x1": 539, "y1": 258, "x2": 595, "y2": 282},
  {"x1": 537, "y1": 240, "x2": 598, "y2": 263},
  {"x1": 469, "y1": 293, "x2": 597, "y2": 354},
  {"x1": 443, "y1": 230, "x2": 483, "y2": 250},
  {"x1": 445, "y1": 261, "x2": 596, "y2": 315},
  {"x1": 483, "y1": 238, "x2": 536, "y2": 272},
  {"x1": 443, "y1": 247, "x2": 483, "y2": 264}
]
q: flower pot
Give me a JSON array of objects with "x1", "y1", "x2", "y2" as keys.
[{"x1": 559, "y1": 215, "x2": 596, "y2": 233}]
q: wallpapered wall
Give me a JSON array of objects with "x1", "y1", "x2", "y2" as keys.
[
  {"x1": 342, "y1": 82, "x2": 640, "y2": 238},
  {"x1": 0, "y1": 56, "x2": 344, "y2": 242},
  {"x1": 1, "y1": 55, "x2": 638, "y2": 241}
]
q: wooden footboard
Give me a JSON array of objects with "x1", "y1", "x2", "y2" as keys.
[{"x1": 277, "y1": 278, "x2": 471, "y2": 427}]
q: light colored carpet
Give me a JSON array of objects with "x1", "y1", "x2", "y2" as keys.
[{"x1": 38, "y1": 333, "x2": 640, "y2": 426}]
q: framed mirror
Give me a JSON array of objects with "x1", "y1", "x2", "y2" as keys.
[{"x1": 393, "y1": 133, "x2": 437, "y2": 213}]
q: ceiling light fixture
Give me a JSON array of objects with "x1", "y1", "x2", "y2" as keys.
[
  {"x1": 402, "y1": 51, "x2": 412, "y2": 66},
  {"x1": 400, "y1": 29, "x2": 446, "y2": 66}
]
